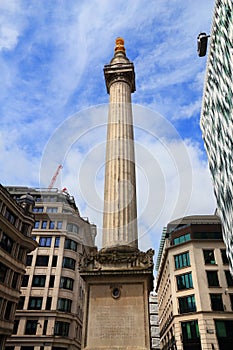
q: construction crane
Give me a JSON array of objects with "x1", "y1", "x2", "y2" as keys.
[{"x1": 48, "y1": 164, "x2": 63, "y2": 190}]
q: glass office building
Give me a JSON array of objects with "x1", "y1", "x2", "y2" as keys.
[{"x1": 200, "y1": 0, "x2": 233, "y2": 274}]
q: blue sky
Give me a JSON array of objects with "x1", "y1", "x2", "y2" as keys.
[{"x1": 0, "y1": 0, "x2": 217, "y2": 255}]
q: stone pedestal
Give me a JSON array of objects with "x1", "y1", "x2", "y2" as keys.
[{"x1": 79, "y1": 248, "x2": 154, "y2": 350}]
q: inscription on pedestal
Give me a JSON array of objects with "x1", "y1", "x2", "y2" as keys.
[
  {"x1": 86, "y1": 283, "x2": 146, "y2": 348},
  {"x1": 93, "y1": 305, "x2": 136, "y2": 339}
]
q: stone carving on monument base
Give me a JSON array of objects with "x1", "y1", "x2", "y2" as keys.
[{"x1": 79, "y1": 247, "x2": 154, "y2": 272}]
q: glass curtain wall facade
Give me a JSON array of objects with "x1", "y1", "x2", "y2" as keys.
[{"x1": 200, "y1": 0, "x2": 233, "y2": 274}]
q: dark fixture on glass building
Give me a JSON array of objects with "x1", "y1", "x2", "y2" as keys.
[{"x1": 197, "y1": 32, "x2": 210, "y2": 57}]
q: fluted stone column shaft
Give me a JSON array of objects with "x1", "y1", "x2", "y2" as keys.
[{"x1": 103, "y1": 58, "x2": 138, "y2": 249}]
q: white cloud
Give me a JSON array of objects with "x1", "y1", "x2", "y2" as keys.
[
  {"x1": 0, "y1": 26, "x2": 18, "y2": 50},
  {"x1": 0, "y1": 0, "x2": 26, "y2": 51},
  {"x1": 174, "y1": 99, "x2": 202, "y2": 120},
  {"x1": 63, "y1": 134, "x2": 215, "y2": 252},
  {"x1": 36, "y1": 104, "x2": 216, "y2": 253},
  {"x1": 0, "y1": 101, "x2": 216, "y2": 253},
  {"x1": 0, "y1": 0, "x2": 216, "y2": 255},
  {"x1": 138, "y1": 139, "x2": 216, "y2": 253},
  {"x1": 0, "y1": 129, "x2": 39, "y2": 186}
]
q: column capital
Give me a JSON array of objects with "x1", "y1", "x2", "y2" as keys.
[
  {"x1": 104, "y1": 63, "x2": 136, "y2": 94},
  {"x1": 104, "y1": 38, "x2": 136, "y2": 94}
]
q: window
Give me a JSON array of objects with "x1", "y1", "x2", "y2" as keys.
[
  {"x1": 28, "y1": 297, "x2": 43, "y2": 310},
  {"x1": 54, "y1": 321, "x2": 70, "y2": 336},
  {"x1": 22, "y1": 275, "x2": 29, "y2": 287},
  {"x1": 25, "y1": 320, "x2": 38, "y2": 335},
  {"x1": 36, "y1": 255, "x2": 49, "y2": 266},
  {"x1": 0, "y1": 232, "x2": 14, "y2": 254},
  {"x1": 206, "y1": 271, "x2": 220, "y2": 287},
  {"x1": 18, "y1": 247, "x2": 25, "y2": 261},
  {"x1": 17, "y1": 296, "x2": 25, "y2": 310},
  {"x1": 35, "y1": 195, "x2": 42, "y2": 202},
  {"x1": 221, "y1": 249, "x2": 229, "y2": 264},
  {"x1": 210, "y1": 293, "x2": 224, "y2": 311},
  {"x1": 230, "y1": 294, "x2": 233, "y2": 310},
  {"x1": 41, "y1": 221, "x2": 47, "y2": 229},
  {"x1": 178, "y1": 295, "x2": 196, "y2": 314},
  {"x1": 12, "y1": 272, "x2": 19, "y2": 289},
  {"x1": 63, "y1": 208, "x2": 73, "y2": 214},
  {"x1": 176, "y1": 272, "x2": 193, "y2": 290},
  {"x1": 21, "y1": 223, "x2": 30, "y2": 236},
  {"x1": 62, "y1": 257, "x2": 76, "y2": 270},
  {"x1": 0, "y1": 262, "x2": 8, "y2": 283},
  {"x1": 54, "y1": 237, "x2": 60, "y2": 247},
  {"x1": 46, "y1": 207, "x2": 58, "y2": 213},
  {"x1": 21, "y1": 347, "x2": 34, "y2": 350},
  {"x1": 26, "y1": 255, "x2": 33, "y2": 266},
  {"x1": 174, "y1": 252, "x2": 190, "y2": 269},
  {"x1": 57, "y1": 221, "x2": 63, "y2": 229},
  {"x1": 49, "y1": 221, "x2": 55, "y2": 229},
  {"x1": 4, "y1": 208, "x2": 16, "y2": 225},
  {"x1": 39, "y1": 237, "x2": 52, "y2": 247},
  {"x1": 203, "y1": 250, "x2": 216, "y2": 264},
  {"x1": 173, "y1": 233, "x2": 190, "y2": 245},
  {"x1": 32, "y1": 275, "x2": 46, "y2": 287},
  {"x1": 49, "y1": 195, "x2": 57, "y2": 202},
  {"x1": 49, "y1": 275, "x2": 55, "y2": 288},
  {"x1": 13, "y1": 319, "x2": 19, "y2": 334},
  {"x1": 60, "y1": 276, "x2": 74, "y2": 290},
  {"x1": 33, "y1": 207, "x2": 43, "y2": 213},
  {"x1": 52, "y1": 255, "x2": 57, "y2": 267},
  {"x1": 57, "y1": 298, "x2": 72, "y2": 312},
  {"x1": 193, "y1": 232, "x2": 222, "y2": 240},
  {"x1": 67, "y1": 223, "x2": 79, "y2": 234},
  {"x1": 4, "y1": 301, "x2": 14, "y2": 320},
  {"x1": 45, "y1": 297, "x2": 52, "y2": 310},
  {"x1": 215, "y1": 320, "x2": 233, "y2": 343},
  {"x1": 43, "y1": 320, "x2": 48, "y2": 335},
  {"x1": 64, "y1": 239, "x2": 77, "y2": 251},
  {"x1": 181, "y1": 320, "x2": 200, "y2": 341},
  {"x1": 225, "y1": 270, "x2": 233, "y2": 287},
  {"x1": 34, "y1": 221, "x2": 40, "y2": 229}
]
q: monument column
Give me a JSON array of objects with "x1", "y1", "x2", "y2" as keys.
[
  {"x1": 103, "y1": 37, "x2": 138, "y2": 249},
  {"x1": 80, "y1": 38, "x2": 154, "y2": 350}
]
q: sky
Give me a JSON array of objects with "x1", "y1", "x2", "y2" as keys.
[{"x1": 0, "y1": 0, "x2": 217, "y2": 260}]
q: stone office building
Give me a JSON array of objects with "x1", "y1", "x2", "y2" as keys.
[
  {"x1": 5, "y1": 187, "x2": 96, "y2": 350},
  {"x1": 156, "y1": 215, "x2": 233, "y2": 350},
  {"x1": 0, "y1": 185, "x2": 37, "y2": 350}
]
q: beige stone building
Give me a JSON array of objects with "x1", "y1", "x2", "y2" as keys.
[
  {"x1": 0, "y1": 185, "x2": 37, "y2": 350},
  {"x1": 5, "y1": 187, "x2": 96, "y2": 350},
  {"x1": 156, "y1": 215, "x2": 233, "y2": 350}
]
